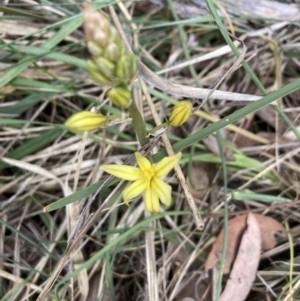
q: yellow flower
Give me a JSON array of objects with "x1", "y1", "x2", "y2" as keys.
[
  {"x1": 168, "y1": 100, "x2": 193, "y2": 127},
  {"x1": 65, "y1": 111, "x2": 107, "y2": 131},
  {"x1": 101, "y1": 152, "x2": 182, "y2": 213}
]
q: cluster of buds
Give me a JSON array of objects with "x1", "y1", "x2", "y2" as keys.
[
  {"x1": 65, "y1": 7, "x2": 193, "y2": 133},
  {"x1": 65, "y1": 5, "x2": 137, "y2": 132},
  {"x1": 83, "y1": 4, "x2": 136, "y2": 109}
]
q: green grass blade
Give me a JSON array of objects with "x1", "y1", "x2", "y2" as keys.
[
  {"x1": 232, "y1": 190, "x2": 292, "y2": 203},
  {"x1": 204, "y1": 0, "x2": 267, "y2": 94},
  {"x1": 0, "y1": 15, "x2": 82, "y2": 88}
]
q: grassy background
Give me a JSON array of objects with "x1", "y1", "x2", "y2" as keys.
[{"x1": 1, "y1": 0, "x2": 300, "y2": 300}]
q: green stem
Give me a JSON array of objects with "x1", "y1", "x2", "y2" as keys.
[
  {"x1": 147, "y1": 122, "x2": 169, "y2": 134},
  {"x1": 106, "y1": 115, "x2": 122, "y2": 121},
  {"x1": 127, "y1": 100, "x2": 149, "y2": 146}
]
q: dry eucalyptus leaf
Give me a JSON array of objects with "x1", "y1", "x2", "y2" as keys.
[
  {"x1": 205, "y1": 214, "x2": 247, "y2": 274},
  {"x1": 219, "y1": 213, "x2": 261, "y2": 301},
  {"x1": 253, "y1": 213, "x2": 285, "y2": 250},
  {"x1": 205, "y1": 213, "x2": 284, "y2": 273}
]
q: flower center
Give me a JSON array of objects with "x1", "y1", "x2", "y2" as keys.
[{"x1": 143, "y1": 168, "x2": 155, "y2": 180}]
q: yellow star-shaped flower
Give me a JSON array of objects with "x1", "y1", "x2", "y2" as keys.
[{"x1": 101, "y1": 152, "x2": 181, "y2": 212}]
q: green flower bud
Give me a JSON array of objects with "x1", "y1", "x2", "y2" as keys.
[
  {"x1": 88, "y1": 60, "x2": 115, "y2": 86},
  {"x1": 87, "y1": 41, "x2": 103, "y2": 57},
  {"x1": 104, "y1": 43, "x2": 120, "y2": 62},
  {"x1": 107, "y1": 84, "x2": 132, "y2": 109},
  {"x1": 83, "y1": 4, "x2": 137, "y2": 87},
  {"x1": 109, "y1": 27, "x2": 119, "y2": 44},
  {"x1": 115, "y1": 54, "x2": 137, "y2": 85},
  {"x1": 168, "y1": 100, "x2": 193, "y2": 127},
  {"x1": 65, "y1": 111, "x2": 107, "y2": 131},
  {"x1": 94, "y1": 57, "x2": 115, "y2": 79}
]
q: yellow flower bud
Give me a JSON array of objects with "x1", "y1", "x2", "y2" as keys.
[
  {"x1": 107, "y1": 84, "x2": 132, "y2": 109},
  {"x1": 65, "y1": 111, "x2": 107, "y2": 131},
  {"x1": 168, "y1": 100, "x2": 193, "y2": 127}
]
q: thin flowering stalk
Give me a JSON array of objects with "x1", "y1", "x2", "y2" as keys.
[{"x1": 127, "y1": 101, "x2": 149, "y2": 147}]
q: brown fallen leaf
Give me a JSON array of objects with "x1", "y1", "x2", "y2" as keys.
[
  {"x1": 205, "y1": 213, "x2": 285, "y2": 273},
  {"x1": 254, "y1": 213, "x2": 285, "y2": 250},
  {"x1": 219, "y1": 213, "x2": 261, "y2": 301}
]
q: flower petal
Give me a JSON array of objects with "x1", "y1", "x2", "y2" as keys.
[
  {"x1": 135, "y1": 152, "x2": 151, "y2": 173},
  {"x1": 151, "y1": 177, "x2": 172, "y2": 206},
  {"x1": 123, "y1": 178, "x2": 147, "y2": 205},
  {"x1": 101, "y1": 165, "x2": 142, "y2": 181},
  {"x1": 154, "y1": 152, "x2": 182, "y2": 177},
  {"x1": 145, "y1": 185, "x2": 160, "y2": 213}
]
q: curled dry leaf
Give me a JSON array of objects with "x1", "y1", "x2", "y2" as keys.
[
  {"x1": 219, "y1": 213, "x2": 261, "y2": 301},
  {"x1": 205, "y1": 213, "x2": 285, "y2": 273}
]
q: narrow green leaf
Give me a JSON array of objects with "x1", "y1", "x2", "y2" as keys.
[
  {"x1": 0, "y1": 44, "x2": 87, "y2": 70},
  {"x1": 0, "y1": 15, "x2": 82, "y2": 88},
  {"x1": 44, "y1": 179, "x2": 108, "y2": 212},
  {"x1": 0, "y1": 118, "x2": 29, "y2": 125},
  {"x1": 0, "y1": 94, "x2": 46, "y2": 115},
  {"x1": 232, "y1": 190, "x2": 292, "y2": 203}
]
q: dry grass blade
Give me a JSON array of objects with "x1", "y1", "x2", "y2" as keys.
[
  {"x1": 138, "y1": 61, "x2": 261, "y2": 102},
  {"x1": 66, "y1": 134, "x2": 89, "y2": 300},
  {"x1": 148, "y1": 0, "x2": 300, "y2": 20}
]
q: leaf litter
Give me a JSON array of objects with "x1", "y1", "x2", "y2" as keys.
[{"x1": 205, "y1": 213, "x2": 285, "y2": 301}]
